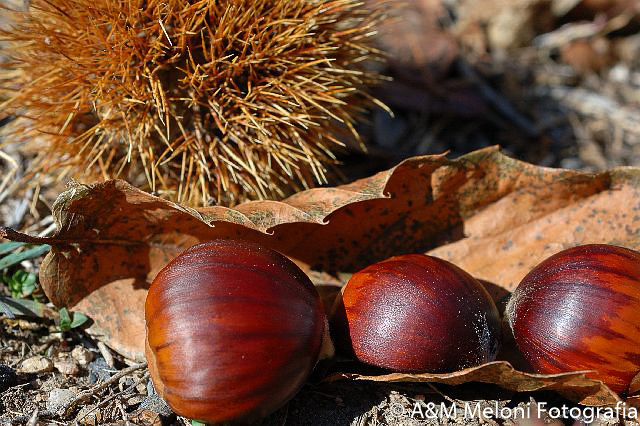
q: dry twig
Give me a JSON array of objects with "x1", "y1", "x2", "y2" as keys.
[{"x1": 60, "y1": 362, "x2": 147, "y2": 417}]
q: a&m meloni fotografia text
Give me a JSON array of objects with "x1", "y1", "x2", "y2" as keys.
[{"x1": 390, "y1": 400, "x2": 639, "y2": 423}]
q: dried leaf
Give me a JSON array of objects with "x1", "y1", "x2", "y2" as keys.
[
  {"x1": 370, "y1": 0, "x2": 458, "y2": 72},
  {"x1": 328, "y1": 361, "x2": 620, "y2": 406},
  {"x1": 2, "y1": 146, "x2": 640, "y2": 406}
]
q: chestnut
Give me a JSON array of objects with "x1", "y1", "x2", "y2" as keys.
[
  {"x1": 338, "y1": 254, "x2": 501, "y2": 372},
  {"x1": 506, "y1": 244, "x2": 640, "y2": 394},
  {"x1": 145, "y1": 240, "x2": 331, "y2": 423}
]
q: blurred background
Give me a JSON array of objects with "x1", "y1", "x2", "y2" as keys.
[
  {"x1": 343, "y1": 0, "x2": 640, "y2": 179},
  {"x1": 1, "y1": 0, "x2": 639, "y2": 218}
]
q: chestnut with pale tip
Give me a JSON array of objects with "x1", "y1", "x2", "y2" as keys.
[
  {"x1": 506, "y1": 244, "x2": 640, "y2": 394},
  {"x1": 337, "y1": 254, "x2": 502, "y2": 373},
  {"x1": 145, "y1": 240, "x2": 333, "y2": 424}
]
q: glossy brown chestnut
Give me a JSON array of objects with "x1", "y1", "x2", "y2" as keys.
[
  {"x1": 506, "y1": 244, "x2": 640, "y2": 394},
  {"x1": 340, "y1": 254, "x2": 501, "y2": 372},
  {"x1": 145, "y1": 240, "x2": 328, "y2": 423}
]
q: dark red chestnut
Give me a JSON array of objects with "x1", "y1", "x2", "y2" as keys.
[
  {"x1": 339, "y1": 254, "x2": 501, "y2": 372},
  {"x1": 145, "y1": 240, "x2": 331, "y2": 423},
  {"x1": 506, "y1": 244, "x2": 640, "y2": 394}
]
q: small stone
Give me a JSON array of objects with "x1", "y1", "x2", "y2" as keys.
[
  {"x1": 140, "y1": 394, "x2": 173, "y2": 417},
  {"x1": 53, "y1": 358, "x2": 80, "y2": 376},
  {"x1": 88, "y1": 358, "x2": 113, "y2": 384},
  {"x1": 147, "y1": 380, "x2": 156, "y2": 396},
  {"x1": 136, "y1": 382, "x2": 147, "y2": 394},
  {"x1": 19, "y1": 356, "x2": 54, "y2": 374},
  {"x1": 46, "y1": 388, "x2": 76, "y2": 412},
  {"x1": 71, "y1": 346, "x2": 94, "y2": 366},
  {"x1": 0, "y1": 364, "x2": 17, "y2": 393}
]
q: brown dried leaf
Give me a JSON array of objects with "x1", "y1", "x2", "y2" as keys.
[
  {"x1": 3, "y1": 147, "x2": 640, "y2": 406},
  {"x1": 371, "y1": 0, "x2": 458, "y2": 72},
  {"x1": 328, "y1": 361, "x2": 620, "y2": 406}
]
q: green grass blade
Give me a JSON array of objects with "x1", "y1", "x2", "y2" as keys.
[
  {"x1": 0, "y1": 296, "x2": 46, "y2": 318},
  {"x1": 70, "y1": 312, "x2": 89, "y2": 329},
  {"x1": 0, "y1": 242, "x2": 26, "y2": 256},
  {"x1": 0, "y1": 244, "x2": 51, "y2": 270}
]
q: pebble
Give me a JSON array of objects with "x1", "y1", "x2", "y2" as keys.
[
  {"x1": 71, "y1": 346, "x2": 94, "y2": 366},
  {"x1": 88, "y1": 358, "x2": 113, "y2": 384},
  {"x1": 53, "y1": 358, "x2": 80, "y2": 376},
  {"x1": 46, "y1": 388, "x2": 76, "y2": 412},
  {"x1": 0, "y1": 364, "x2": 17, "y2": 393},
  {"x1": 140, "y1": 394, "x2": 173, "y2": 417},
  {"x1": 19, "y1": 356, "x2": 54, "y2": 374},
  {"x1": 147, "y1": 380, "x2": 156, "y2": 396}
]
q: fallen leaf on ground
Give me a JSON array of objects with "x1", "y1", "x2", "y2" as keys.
[
  {"x1": 328, "y1": 361, "x2": 621, "y2": 406},
  {"x1": 2, "y1": 146, "x2": 640, "y2": 407}
]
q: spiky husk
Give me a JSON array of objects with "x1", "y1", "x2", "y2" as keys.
[{"x1": 0, "y1": 0, "x2": 385, "y2": 205}]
